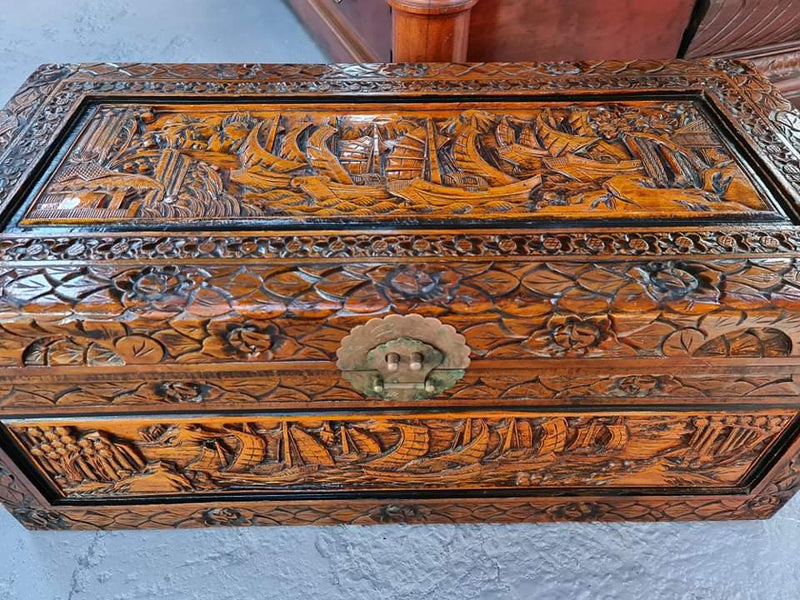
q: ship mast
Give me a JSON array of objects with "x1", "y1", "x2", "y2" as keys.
[
  {"x1": 371, "y1": 123, "x2": 381, "y2": 174},
  {"x1": 425, "y1": 118, "x2": 442, "y2": 184},
  {"x1": 282, "y1": 421, "x2": 293, "y2": 468}
]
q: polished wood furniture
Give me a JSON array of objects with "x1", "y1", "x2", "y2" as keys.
[
  {"x1": 287, "y1": 0, "x2": 800, "y2": 105},
  {"x1": 1, "y1": 61, "x2": 800, "y2": 530}
]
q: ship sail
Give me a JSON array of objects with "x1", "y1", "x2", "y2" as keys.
[
  {"x1": 385, "y1": 125, "x2": 427, "y2": 182},
  {"x1": 425, "y1": 118, "x2": 443, "y2": 184},
  {"x1": 495, "y1": 118, "x2": 549, "y2": 167},
  {"x1": 186, "y1": 443, "x2": 225, "y2": 473},
  {"x1": 452, "y1": 124, "x2": 518, "y2": 186},
  {"x1": 368, "y1": 423, "x2": 430, "y2": 469},
  {"x1": 291, "y1": 426, "x2": 335, "y2": 467},
  {"x1": 569, "y1": 423, "x2": 605, "y2": 452},
  {"x1": 566, "y1": 110, "x2": 593, "y2": 137},
  {"x1": 279, "y1": 120, "x2": 311, "y2": 163},
  {"x1": 306, "y1": 125, "x2": 353, "y2": 184},
  {"x1": 624, "y1": 132, "x2": 704, "y2": 187},
  {"x1": 450, "y1": 420, "x2": 489, "y2": 464},
  {"x1": 340, "y1": 135, "x2": 377, "y2": 176},
  {"x1": 224, "y1": 427, "x2": 267, "y2": 472},
  {"x1": 346, "y1": 427, "x2": 382, "y2": 456},
  {"x1": 340, "y1": 123, "x2": 385, "y2": 177},
  {"x1": 405, "y1": 420, "x2": 490, "y2": 472},
  {"x1": 536, "y1": 112, "x2": 597, "y2": 156},
  {"x1": 604, "y1": 423, "x2": 628, "y2": 451},
  {"x1": 536, "y1": 418, "x2": 568, "y2": 454},
  {"x1": 496, "y1": 117, "x2": 516, "y2": 147},
  {"x1": 519, "y1": 125, "x2": 542, "y2": 150},
  {"x1": 518, "y1": 420, "x2": 533, "y2": 448},
  {"x1": 238, "y1": 119, "x2": 306, "y2": 173}
]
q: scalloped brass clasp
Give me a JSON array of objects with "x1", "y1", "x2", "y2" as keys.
[{"x1": 336, "y1": 314, "x2": 471, "y2": 400}]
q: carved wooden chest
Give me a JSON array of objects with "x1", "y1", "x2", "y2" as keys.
[{"x1": 1, "y1": 60, "x2": 800, "y2": 530}]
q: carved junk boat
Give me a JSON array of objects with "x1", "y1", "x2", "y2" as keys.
[
  {"x1": 544, "y1": 154, "x2": 643, "y2": 181},
  {"x1": 385, "y1": 118, "x2": 542, "y2": 209},
  {"x1": 494, "y1": 117, "x2": 549, "y2": 168},
  {"x1": 291, "y1": 124, "x2": 392, "y2": 203},
  {"x1": 184, "y1": 425, "x2": 268, "y2": 475},
  {"x1": 229, "y1": 117, "x2": 310, "y2": 190}
]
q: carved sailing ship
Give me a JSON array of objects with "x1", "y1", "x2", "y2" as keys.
[
  {"x1": 385, "y1": 118, "x2": 542, "y2": 209},
  {"x1": 183, "y1": 424, "x2": 267, "y2": 474},
  {"x1": 566, "y1": 420, "x2": 629, "y2": 454},
  {"x1": 684, "y1": 417, "x2": 778, "y2": 464},
  {"x1": 292, "y1": 122, "x2": 392, "y2": 203},
  {"x1": 495, "y1": 117, "x2": 549, "y2": 169},
  {"x1": 229, "y1": 116, "x2": 309, "y2": 189}
]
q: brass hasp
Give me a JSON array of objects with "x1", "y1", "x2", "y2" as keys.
[{"x1": 336, "y1": 314, "x2": 471, "y2": 400}]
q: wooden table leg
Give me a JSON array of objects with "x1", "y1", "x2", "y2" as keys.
[{"x1": 387, "y1": 0, "x2": 479, "y2": 62}]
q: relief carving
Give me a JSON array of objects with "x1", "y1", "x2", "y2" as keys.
[
  {"x1": 11, "y1": 412, "x2": 793, "y2": 499},
  {"x1": 0, "y1": 258, "x2": 797, "y2": 367},
  {"x1": 20, "y1": 101, "x2": 770, "y2": 226}
]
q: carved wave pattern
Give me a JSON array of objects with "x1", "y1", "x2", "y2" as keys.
[
  {"x1": 20, "y1": 101, "x2": 771, "y2": 226},
  {"x1": 8, "y1": 411, "x2": 793, "y2": 499}
]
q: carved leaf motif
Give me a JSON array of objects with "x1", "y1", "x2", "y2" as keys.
[
  {"x1": 46, "y1": 339, "x2": 87, "y2": 366},
  {"x1": 86, "y1": 343, "x2": 124, "y2": 367},
  {"x1": 462, "y1": 322, "x2": 526, "y2": 356},
  {"x1": 262, "y1": 271, "x2": 314, "y2": 298},
  {"x1": 521, "y1": 268, "x2": 573, "y2": 296},
  {"x1": 463, "y1": 269, "x2": 519, "y2": 297},
  {"x1": 662, "y1": 329, "x2": 707, "y2": 357},
  {"x1": 576, "y1": 268, "x2": 628, "y2": 295},
  {"x1": 6, "y1": 274, "x2": 53, "y2": 302},
  {"x1": 114, "y1": 336, "x2": 164, "y2": 364}
]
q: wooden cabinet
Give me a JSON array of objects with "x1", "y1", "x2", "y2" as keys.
[
  {"x1": 288, "y1": 0, "x2": 800, "y2": 105},
  {"x1": 1, "y1": 60, "x2": 800, "y2": 530}
]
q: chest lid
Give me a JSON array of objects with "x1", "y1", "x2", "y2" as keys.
[
  {"x1": 1, "y1": 61, "x2": 800, "y2": 405},
  {"x1": 5, "y1": 78, "x2": 799, "y2": 230}
]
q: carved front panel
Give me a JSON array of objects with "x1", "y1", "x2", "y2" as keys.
[
  {"x1": 0, "y1": 258, "x2": 798, "y2": 369},
  {"x1": 6, "y1": 410, "x2": 794, "y2": 500},
  {"x1": 15, "y1": 100, "x2": 780, "y2": 228}
]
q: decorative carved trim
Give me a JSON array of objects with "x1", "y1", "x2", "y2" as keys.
[
  {"x1": 2, "y1": 368, "x2": 800, "y2": 412},
  {"x1": 2, "y1": 228, "x2": 800, "y2": 262}
]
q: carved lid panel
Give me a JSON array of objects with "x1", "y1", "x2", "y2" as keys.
[{"x1": 9, "y1": 99, "x2": 788, "y2": 229}]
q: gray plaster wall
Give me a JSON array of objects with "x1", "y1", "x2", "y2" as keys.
[{"x1": 1, "y1": 2, "x2": 800, "y2": 599}]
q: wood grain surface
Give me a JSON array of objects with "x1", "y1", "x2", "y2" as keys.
[{"x1": 0, "y1": 60, "x2": 799, "y2": 529}]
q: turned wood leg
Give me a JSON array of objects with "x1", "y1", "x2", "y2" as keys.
[{"x1": 387, "y1": 0, "x2": 479, "y2": 62}]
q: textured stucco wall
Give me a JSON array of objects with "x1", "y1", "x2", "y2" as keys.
[{"x1": 2, "y1": 2, "x2": 800, "y2": 598}]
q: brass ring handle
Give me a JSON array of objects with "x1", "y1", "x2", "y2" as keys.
[{"x1": 336, "y1": 314, "x2": 471, "y2": 400}]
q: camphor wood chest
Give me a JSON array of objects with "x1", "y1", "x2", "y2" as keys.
[{"x1": 1, "y1": 61, "x2": 800, "y2": 530}]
